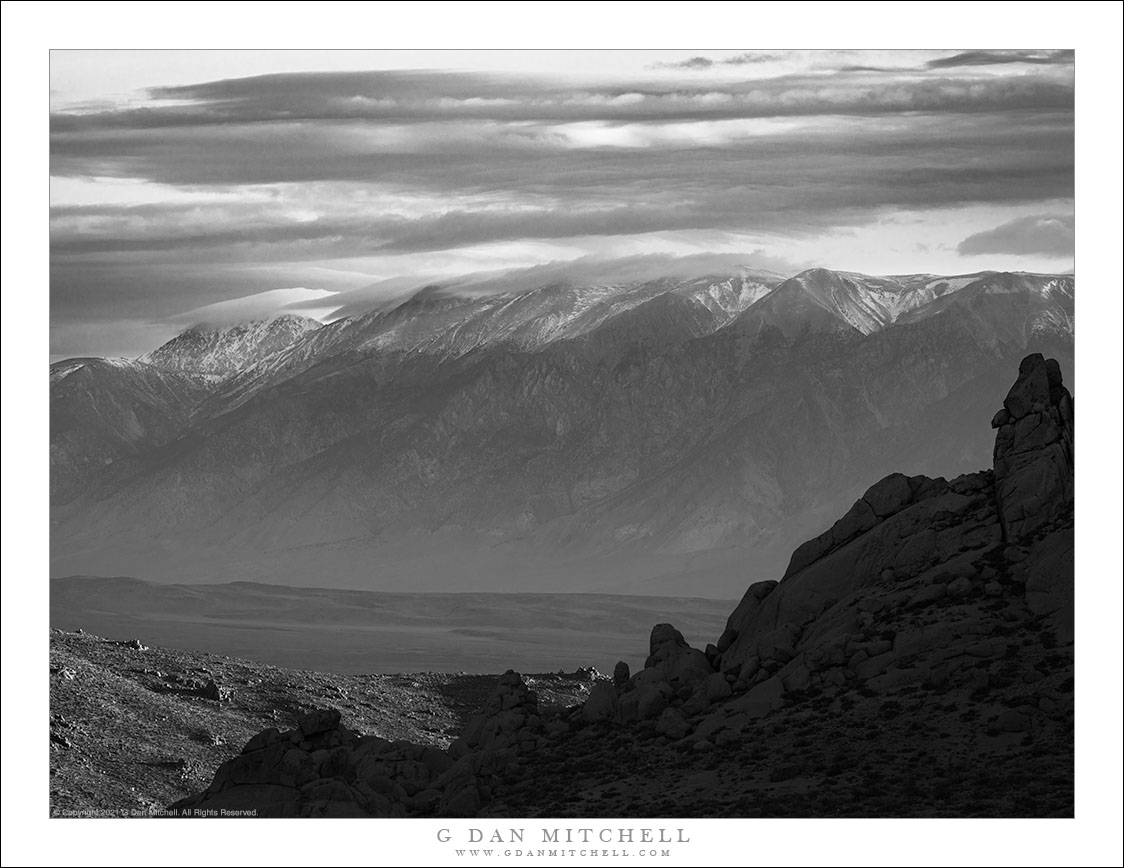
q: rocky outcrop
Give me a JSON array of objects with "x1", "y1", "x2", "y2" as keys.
[
  {"x1": 171, "y1": 670, "x2": 553, "y2": 818},
  {"x1": 705, "y1": 358, "x2": 1073, "y2": 704},
  {"x1": 714, "y1": 467, "x2": 999, "y2": 677},
  {"x1": 714, "y1": 353, "x2": 1073, "y2": 676},
  {"x1": 643, "y1": 623, "x2": 714, "y2": 689},
  {"x1": 991, "y1": 353, "x2": 1074, "y2": 542}
]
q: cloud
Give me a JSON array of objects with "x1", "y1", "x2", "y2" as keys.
[
  {"x1": 662, "y1": 56, "x2": 715, "y2": 70},
  {"x1": 173, "y1": 287, "x2": 341, "y2": 327},
  {"x1": 48, "y1": 106, "x2": 1075, "y2": 263},
  {"x1": 655, "y1": 52, "x2": 784, "y2": 70},
  {"x1": 48, "y1": 57, "x2": 1075, "y2": 358},
  {"x1": 957, "y1": 215, "x2": 1074, "y2": 257},
  {"x1": 305, "y1": 250, "x2": 803, "y2": 319},
  {"x1": 50, "y1": 67, "x2": 1074, "y2": 140},
  {"x1": 927, "y1": 49, "x2": 1074, "y2": 69}
]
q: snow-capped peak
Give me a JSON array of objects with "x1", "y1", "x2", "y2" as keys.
[{"x1": 139, "y1": 315, "x2": 322, "y2": 377}]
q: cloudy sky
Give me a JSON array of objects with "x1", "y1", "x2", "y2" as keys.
[{"x1": 49, "y1": 49, "x2": 1074, "y2": 359}]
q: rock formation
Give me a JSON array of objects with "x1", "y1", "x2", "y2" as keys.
[
  {"x1": 992, "y1": 353, "x2": 1074, "y2": 542},
  {"x1": 170, "y1": 671, "x2": 553, "y2": 818}
]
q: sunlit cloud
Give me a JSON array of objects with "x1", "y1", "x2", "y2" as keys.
[{"x1": 174, "y1": 287, "x2": 343, "y2": 326}]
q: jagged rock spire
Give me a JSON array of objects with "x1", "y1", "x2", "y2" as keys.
[{"x1": 991, "y1": 353, "x2": 1074, "y2": 542}]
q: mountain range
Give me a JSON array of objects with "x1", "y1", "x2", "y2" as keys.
[{"x1": 50, "y1": 266, "x2": 1074, "y2": 597}]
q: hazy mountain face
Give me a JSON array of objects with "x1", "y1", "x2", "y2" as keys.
[
  {"x1": 49, "y1": 358, "x2": 215, "y2": 500},
  {"x1": 49, "y1": 269, "x2": 1074, "y2": 597}
]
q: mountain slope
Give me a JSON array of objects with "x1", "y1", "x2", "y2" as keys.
[
  {"x1": 898, "y1": 272, "x2": 1074, "y2": 344},
  {"x1": 49, "y1": 358, "x2": 214, "y2": 500}
]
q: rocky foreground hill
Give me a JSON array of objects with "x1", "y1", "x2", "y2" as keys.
[{"x1": 154, "y1": 353, "x2": 1073, "y2": 817}]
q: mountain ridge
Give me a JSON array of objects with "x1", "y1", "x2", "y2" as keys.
[
  {"x1": 50, "y1": 266, "x2": 1074, "y2": 597},
  {"x1": 138, "y1": 314, "x2": 322, "y2": 377}
]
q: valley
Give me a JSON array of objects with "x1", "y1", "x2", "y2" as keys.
[{"x1": 50, "y1": 577, "x2": 732, "y2": 674}]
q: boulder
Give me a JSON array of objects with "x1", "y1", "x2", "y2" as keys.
[
  {"x1": 737, "y1": 657, "x2": 760, "y2": 682},
  {"x1": 680, "y1": 689, "x2": 710, "y2": 718},
  {"x1": 644, "y1": 623, "x2": 713, "y2": 688},
  {"x1": 716, "y1": 627, "x2": 739, "y2": 654},
  {"x1": 582, "y1": 682, "x2": 618, "y2": 722},
  {"x1": 620, "y1": 683, "x2": 668, "y2": 723},
  {"x1": 785, "y1": 529, "x2": 835, "y2": 577},
  {"x1": 299, "y1": 708, "x2": 341, "y2": 736},
  {"x1": 636, "y1": 685, "x2": 668, "y2": 720},
  {"x1": 655, "y1": 708, "x2": 690, "y2": 740},
  {"x1": 911, "y1": 476, "x2": 949, "y2": 502},
  {"x1": 832, "y1": 498, "x2": 878, "y2": 544},
  {"x1": 947, "y1": 576, "x2": 973, "y2": 598},
  {"x1": 907, "y1": 584, "x2": 947, "y2": 609},
  {"x1": 241, "y1": 728, "x2": 282, "y2": 754},
  {"x1": 862, "y1": 473, "x2": 914, "y2": 519},
  {"x1": 704, "y1": 672, "x2": 733, "y2": 702},
  {"x1": 729, "y1": 676, "x2": 784, "y2": 718},
  {"x1": 632, "y1": 667, "x2": 668, "y2": 688},
  {"x1": 647, "y1": 623, "x2": 688, "y2": 662}
]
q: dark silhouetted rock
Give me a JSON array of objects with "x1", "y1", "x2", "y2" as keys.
[
  {"x1": 993, "y1": 354, "x2": 1074, "y2": 542},
  {"x1": 832, "y1": 498, "x2": 878, "y2": 544},
  {"x1": 583, "y1": 682, "x2": 618, "y2": 722},
  {"x1": 785, "y1": 529, "x2": 835, "y2": 578},
  {"x1": 645, "y1": 623, "x2": 713, "y2": 688},
  {"x1": 862, "y1": 472, "x2": 913, "y2": 518},
  {"x1": 705, "y1": 672, "x2": 733, "y2": 702},
  {"x1": 716, "y1": 627, "x2": 738, "y2": 654},
  {"x1": 298, "y1": 708, "x2": 340, "y2": 736}
]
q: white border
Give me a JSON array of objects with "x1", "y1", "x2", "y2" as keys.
[{"x1": 4, "y1": 2, "x2": 1122, "y2": 866}]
